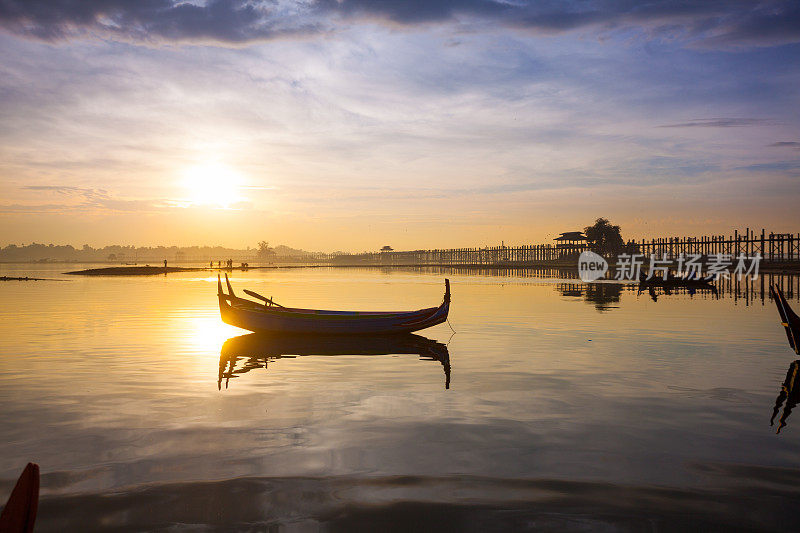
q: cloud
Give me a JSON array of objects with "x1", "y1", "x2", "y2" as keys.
[
  {"x1": 317, "y1": 0, "x2": 800, "y2": 48},
  {"x1": 0, "y1": 0, "x2": 317, "y2": 44},
  {"x1": 15, "y1": 185, "x2": 159, "y2": 212},
  {"x1": 769, "y1": 141, "x2": 800, "y2": 148},
  {"x1": 0, "y1": 1, "x2": 798, "y2": 48},
  {"x1": 24, "y1": 185, "x2": 103, "y2": 192},
  {"x1": 23, "y1": 185, "x2": 109, "y2": 200},
  {"x1": 736, "y1": 161, "x2": 800, "y2": 172},
  {"x1": 11, "y1": 185, "x2": 260, "y2": 213},
  {"x1": 315, "y1": 0, "x2": 507, "y2": 25},
  {"x1": 698, "y1": 1, "x2": 800, "y2": 48},
  {"x1": 658, "y1": 118, "x2": 770, "y2": 128}
]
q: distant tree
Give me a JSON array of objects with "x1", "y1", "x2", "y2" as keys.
[
  {"x1": 584, "y1": 218, "x2": 625, "y2": 257},
  {"x1": 257, "y1": 241, "x2": 276, "y2": 261}
]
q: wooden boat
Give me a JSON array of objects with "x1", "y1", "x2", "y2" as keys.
[
  {"x1": 219, "y1": 332, "x2": 451, "y2": 389},
  {"x1": 0, "y1": 463, "x2": 39, "y2": 533},
  {"x1": 771, "y1": 284, "x2": 800, "y2": 355},
  {"x1": 218, "y1": 274, "x2": 450, "y2": 335},
  {"x1": 638, "y1": 276, "x2": 716, "y2": 289}
]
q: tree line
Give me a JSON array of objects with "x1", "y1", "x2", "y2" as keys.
[{"x1": 0, "y1": 242, "x2": 306, "y2": 262}]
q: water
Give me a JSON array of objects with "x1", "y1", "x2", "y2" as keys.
[{"x1": 1, "y1": 265, "x2": 799, "y2": 531}]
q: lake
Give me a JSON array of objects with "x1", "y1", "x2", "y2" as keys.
[{"x1": 1, "y1": 265, "x2": 799, "y2": 531}]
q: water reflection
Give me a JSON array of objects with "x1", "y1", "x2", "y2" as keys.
[
  {"x1": 771, "y1": 361, "x2": 800, "y2": 434},
  {"x1": 557, "y1": 283, "x2": 622, "y2": 311},
  {"x1": 637, "y1": 279, "x2": 718, "y2": 302},
  {"x1": 219, "y1": 333, "x2": 452, "y2": 390},
  {"x1": 413, "y1": 266, "x2": 798, "y2": 306},
  {"x1": 558, "y1": 280, "x2": 721, "y2": 309}
]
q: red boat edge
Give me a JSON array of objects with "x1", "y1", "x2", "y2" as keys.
[
  {"x1": 0, "y1": 463, "x2": 39, "y2": 533},
  {"x1": 771, "y1": 284, "x2": 800, "y2": 355}
]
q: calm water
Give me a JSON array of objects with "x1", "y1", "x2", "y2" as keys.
[{"x1": 1, "y1": 265, "x2": 800, "y2": 531}]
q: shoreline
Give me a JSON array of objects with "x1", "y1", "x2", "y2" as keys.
[
  {"x1": 0, "y1": 275, "x2": 66, "y2": 281},
  {"x1": 60, "y1": 260, "x2": 800, "y2": 276},
  {"x1": 64, "y1": 266, "x2": 210, "y2": 276}
]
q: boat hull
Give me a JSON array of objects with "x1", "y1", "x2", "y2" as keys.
[
  {"x1": 218, "y1": 277, "x2": 450, "y2": 335},
  {"x1": 772, "y1": 284, "x2": 800, "y2": 355},
  {"x1": 638, "y1": 279, "x2": 715, "y2": 289}
]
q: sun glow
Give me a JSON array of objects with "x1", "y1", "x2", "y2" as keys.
[
  {"x1": 181, "y1": 164, "x2": 244, "y2": 208},
  {"x1": 183, "y1": 312, "x2": 242, "y2": 353},
  {"x1": 169, "y1": 304, "x2": 243, "y2": 371}
]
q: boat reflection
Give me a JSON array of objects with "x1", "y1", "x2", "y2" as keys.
[
  {"x1": 637, "y1": 277, "x2": 718, "y2": 302},
  {"x1": 218, "y1": 333, "x2": 452, "y2": 390},
  {"x1": 771, "y1": 360, "x2": 800, "y2": 434}
]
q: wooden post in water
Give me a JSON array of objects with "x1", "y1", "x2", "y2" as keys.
[{"x1": 746, "y1": 227, "x2": 750, "y2": 257}]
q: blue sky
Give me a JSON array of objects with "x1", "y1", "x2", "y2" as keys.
[{"x1": 0, "y1": 1, "x2": 798, "y2": 250}]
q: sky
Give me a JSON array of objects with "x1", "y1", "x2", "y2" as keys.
[{"x1": 0, "y1": 0, "x2": 798, "y2": 251}]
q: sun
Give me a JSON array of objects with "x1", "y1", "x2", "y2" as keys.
[{"x1": 182, "y1": 164, "x2": 244, "y2": 208}]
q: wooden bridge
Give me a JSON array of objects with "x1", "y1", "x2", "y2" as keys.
[
  {"x1": 276, "y1": 229, "x2": 799, "y2": 267},
  {"x1": 635, "y1": 229, "x2": 798, "y2": 263}
]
